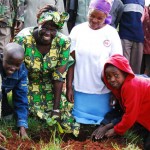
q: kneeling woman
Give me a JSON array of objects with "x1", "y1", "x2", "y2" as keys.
[
  {"x1": 66, "y1": 0, "x2": 122, "y2": 126},
  {"x1": 14, "y1": 5, "x2": 79, "y2": 136}
]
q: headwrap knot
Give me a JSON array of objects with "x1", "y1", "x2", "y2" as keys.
[{"x1": 37, "y1": 10, "x2": 69, "y2": 29}]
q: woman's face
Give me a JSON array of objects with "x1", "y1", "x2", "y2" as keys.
[
  {"x1": 38, "y1": 21, "x2": 58, "y2": 44},
  {"x1": 88, "y1": 9, "x2": 107, "y2": 30}
]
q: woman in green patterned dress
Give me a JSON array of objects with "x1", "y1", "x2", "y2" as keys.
[{"x1": 14, "y1": 5, "x2": 79, "y2": 136}]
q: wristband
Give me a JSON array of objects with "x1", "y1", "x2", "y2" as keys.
[{"x1": 52, "y1": 109, "x2": 60, "y2": 113}]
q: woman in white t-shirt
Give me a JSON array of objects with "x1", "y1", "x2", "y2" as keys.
[{"x1": 66, "y1": 0, "x2": 122, "y2": 126}]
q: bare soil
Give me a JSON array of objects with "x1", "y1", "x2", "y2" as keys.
[{"x1": 0, "y1": 125, "x2": 143, "y2": 150}]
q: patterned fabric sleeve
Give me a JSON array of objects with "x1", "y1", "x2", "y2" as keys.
[
  {"x1": 57, "y1": 37, "x2": 71, "y2": 67},
  {"x1": 14, "y1": 34, "x2": 25, "y2": 50},
  {"x1": 52, "y1": 36, "x2": 73, "y2": 82}
]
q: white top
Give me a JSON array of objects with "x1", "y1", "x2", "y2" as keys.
[{"x1": 69, "y1": 22, "x2": 123, "y2": 94}]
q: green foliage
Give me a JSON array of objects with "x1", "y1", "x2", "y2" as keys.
[
  {"x1": 122, "y1": 143, "x2": 141, "y2": 150},
  {"x1": 27, "y1": 116, "x2": 48, "y2": 136},
  {"x1": 0, "y1": 118, "x2": 16, "y2": 138},
  {"x1": 40, "y1": 140, "x2": 61, "y2": 150},
  {"x1": 123, "y1": 130, "x2": 143, "y2": 145},
  {"x1": 112, "y1": 143, "x2": 142, "y2": 150}
]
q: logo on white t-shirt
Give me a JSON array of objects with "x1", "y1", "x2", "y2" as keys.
[{"x1": 103, "y1": 40, "x2": 111, "y2": 47}]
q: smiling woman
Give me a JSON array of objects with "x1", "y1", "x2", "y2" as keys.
[
  {"x1": 66, "y1": 0, "x2": 122, "y2": 131},
  {"x1": 14, "y1": 5, "x2": 79, "y2": 136}
]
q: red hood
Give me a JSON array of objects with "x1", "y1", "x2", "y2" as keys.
[{"x1": 103, "y1": 54, "x2": 135, "y2": 93}]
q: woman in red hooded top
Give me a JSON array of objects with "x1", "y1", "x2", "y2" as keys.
[{"x1": 92, "y1": 54, "x2": 150, "y2": 150}]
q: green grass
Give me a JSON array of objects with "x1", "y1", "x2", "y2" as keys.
[
  {"x1": 0, "y1": 116, "x2": 63, "y2": 150},
  {"x1": 0, "y1": 118, "x2": 16, "y2": 138},
  {"x1": 40, "y1": 140, "x2": 61, "y2": 150},
  {"x1": 123, "y1": 129, "x2": 143, "y2": 145},
  {"x1": 111, "y1": 127, "x2": 143, "y2": 150}
]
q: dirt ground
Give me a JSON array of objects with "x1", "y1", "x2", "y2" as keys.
[{"x1": 0, "y1": 126, "x2": 143, "y2": 150}]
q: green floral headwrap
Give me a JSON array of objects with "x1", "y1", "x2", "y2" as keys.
[{"x1": 37, "y1": 11, "x2": 69, "y2": 29}]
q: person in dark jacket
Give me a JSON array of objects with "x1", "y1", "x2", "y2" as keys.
[{"x1": 119, "y1": 0, "x2": 145, "y2": 74}]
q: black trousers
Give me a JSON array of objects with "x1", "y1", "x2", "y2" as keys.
[
  {"x1": 101, "y1": 103, "x2": 123, "y2": 126},
  {"x1": 1, "y1": 90, "x2": 13, "y2": 116},
  {"x1": 144, "y1": 131, "x2": 150, "y2": 150}
]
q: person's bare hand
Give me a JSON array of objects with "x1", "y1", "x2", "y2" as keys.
[
  {"x1": 105, "y1": 128, "x2": 116, "y2": 137},
  {"x1": 91, "y1": 125, "x2": 107, "y2": 140},
  {"x1": 19, "y1": 127, "x2": 29, "y2": 140},
  {"x1": 37, "y1": 4, "x2": 53, "y2": 18},
  {"x1": 0, "y1": 132, "x2": 6, "y2": 142},
  {"x1": 66, "y1": 88, "x2": 74, "y2": 103}
]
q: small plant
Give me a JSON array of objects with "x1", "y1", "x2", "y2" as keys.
[
  {"x1": 28, "y1": 116, "x2": 48, "y2": 135},
  {"x1": 123, "y1": 130, "x2": 143, "y2": 145},
  {"x1": 112, "y1": 142, "x2": 121, "y2": 150},
  {"x1": 122, "y1": 143, "x2": 141, "y2": 150},
  {"x1": 0, "y1": 118, "x2": 16, "y2": 138},
  {"x1": 40, "y1": 141, "x2": 61, "y2": 150}
]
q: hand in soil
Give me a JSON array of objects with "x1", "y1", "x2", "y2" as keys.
[
  {"x1": 91, "y1": 125, "x2": 107, "y2": 140},
  {"x1": 91, "y1": 123, "x2": 114, "y2": 140},
  {"x1": 105, "y1": 128, "x2": 116, "y2": 137},
  {"x1": 0, "y1": 132, "x2": 6, "y2": 142},
  {"x1": 19, "y1": 127, "x2": 29, "y2": 140}
]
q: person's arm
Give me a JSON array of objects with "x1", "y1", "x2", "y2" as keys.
[
  {"x1": 14, "y1": 0, "x2": 25, "y2": 36},
  {"x1": 51, "y1": 36, "x2": 71, "y2": 117},
  {"x1": 0, "y1": 77, "x2": 6, "y2": 141},
  {"x1": 12, "y1": 63, "x2": 28, "y2": 138},
  {"x1": 66, "y1": 51, "x2": 75, "y2": 103},
  {"x1": 110, "y1": 28, "x2": 123, "y2": 56},
  {"x1": 111, "y1": 84, "x2": 141, "y2": 136},
  {"x1": 114, "y1": 0, "x2": 124, "y2": 28},
  {"x1": 53, "y1": 65, "x2": 67, "y2": 111}
]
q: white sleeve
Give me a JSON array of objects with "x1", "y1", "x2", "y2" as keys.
[
  {"x1": 69, "y1": 26, "x2": 78, "y2": 53},
  {"x1": 110, "y1": 29, "x2": 123, "y2": 56}
]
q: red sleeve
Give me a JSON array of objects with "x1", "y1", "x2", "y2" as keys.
[{"x1": 114, "y1": 82, "x2": 141, "y2": 135}]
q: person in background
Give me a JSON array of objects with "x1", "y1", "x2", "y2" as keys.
[
  {"x1": 141, "y1": 4, "x2": 150, "y2": 77},
  {"x1": 109, "y1": 0, "x2": 124, "y2": 28},
  {"x1": 65, "y1": 0, "x2": 90, "y2": 32},
  {"x1": 94, "y1": 54, "x2": 150, "y2": 150},
  {"x1": 119, "y1": 0, "x2": 144, "y2": 74},
  {"x1": 14, "y1": 4, "x2": 79, "y2": 136},
  {"x1": 0, "y1": 0, "x2": 24, "y2": 53},
  {"x1": 66, "y1": 0, "x2": 122, "y2": 131},
  {"x1": 24, "y1": 0, "x2": 68, "y2": 35},
  {"x1": 0, "y1": 74, "x2": 6, "y2": 142},
  {"x1": 0, "y1": 42, "x2": 28, "y2": 139}
]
